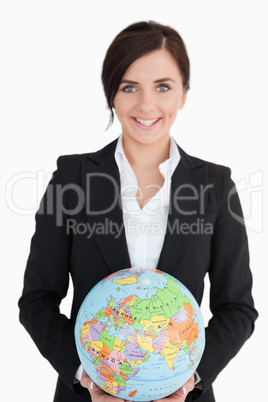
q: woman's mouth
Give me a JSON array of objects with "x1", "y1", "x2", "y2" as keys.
[{"x1": 131, "y1": 117, "x2": 161, "y2": 129}]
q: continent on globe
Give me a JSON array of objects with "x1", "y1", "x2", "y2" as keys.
[{"x1": 75, "y1": 267, "x2": 205, "y2": 401}]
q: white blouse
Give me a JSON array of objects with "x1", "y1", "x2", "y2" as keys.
[{"x1": 114, "y1": 134, "x2": 180, "y2": 269}]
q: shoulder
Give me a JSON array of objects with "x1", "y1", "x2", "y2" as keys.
[
  {"x1": 176, "y1": 145, "x2": 235, "y2": 202},
  {"x1": 45, "y1": 139, "x2": 119, "y2": 188},
  {"x1": 58, "y1": 138, "x2": 118, "y2": 164},
  {"x1": 178, "y1": 144, "x2": 231, "y2": 179},
  {"x1": 54, "y1": 138, "x2": 118, "y2": 178},
  {"x1": 178, "y1": 145, "x2": 229, "y2": 171}
]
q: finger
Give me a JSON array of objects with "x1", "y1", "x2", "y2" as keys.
[
  {"x1": 84, "y1": 378, "x2": 101, "y2": 397},
  {"x1": 80, "y1": 369, "x2": 92, "y2": 389},
  {"x1": 153, "y1": 376, "x2": 195, "y2": 402},
  {"x1": 178, "y1": 375, "x2": 195, "y2": 397},
  {"x1": 81, "y1": 376, "x2": 100, "y2": 396},
  {"x1": 80, "y1": 370, "x2": 102, "y2": 395}
]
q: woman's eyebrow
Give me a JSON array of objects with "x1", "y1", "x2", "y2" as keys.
[
  {"x1": 120, "y1": 79, "x2": 139, "y2": 85},
  {"x1": 120, "y1": 77, "x2": 175, "y2": 85},
  {"x1": 154, "y1": 77, "x2": 176, "y2": 83}
]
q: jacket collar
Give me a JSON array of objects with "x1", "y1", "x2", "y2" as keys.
[{"x1": 86, "y1": 137, "x2": 204, "y2": 171}]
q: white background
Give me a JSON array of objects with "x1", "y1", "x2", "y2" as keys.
[{"x1": 1, "y1": 1, "x2": 267, "y2": 401}]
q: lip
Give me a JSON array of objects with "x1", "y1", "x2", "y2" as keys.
[
  {"x1": 133, "y1": 116, "x2": 161, "y2": 121},
  {"x1": 131, "y1": 117, "x2": 162, "y2": 130}
]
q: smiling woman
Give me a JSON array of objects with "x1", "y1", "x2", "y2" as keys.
[
  {"x1": 102, "y1": 21, "x2": 190, "y2": 128},
  {"x1": 18, "y1": 20, "x2": 258, "y2": 402},
  {"x1": 113, "y1": 49, "x2": 187, "y2": 148}
]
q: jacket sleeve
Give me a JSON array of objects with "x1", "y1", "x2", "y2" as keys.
[
  {"x1": 195, "y1": 167, "x2": 258, "y2": 396},
  {"x1": 18, "y1": 156, "x2": 82, "y2": 393}
]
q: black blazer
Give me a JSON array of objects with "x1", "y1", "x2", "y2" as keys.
[{"x1": 18, "y1": 138, "x2": 258, "y2": 402}]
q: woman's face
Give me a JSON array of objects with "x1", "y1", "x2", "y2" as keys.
[{"x1": 113, "y1": 49, "x2": 188, "y2": 147}]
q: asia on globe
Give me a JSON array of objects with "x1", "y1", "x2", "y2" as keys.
[{"x1": 74, "y1": 267, "x2": 205, "y2": 401}]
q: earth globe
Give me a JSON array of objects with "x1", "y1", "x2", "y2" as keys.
[{"x1": 74, "y1": 267, "x2": 205, "y2": 401}]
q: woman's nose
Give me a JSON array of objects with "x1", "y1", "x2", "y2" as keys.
[{"x1": 137, "y1": 91, "x2": 156, "y2": 113}]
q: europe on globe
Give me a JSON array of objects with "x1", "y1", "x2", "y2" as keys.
[{"x1": 74, "y1": 267, "x2": 205, "y2": 401}]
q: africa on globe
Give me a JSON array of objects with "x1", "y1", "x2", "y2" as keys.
[{"x1": 74, "y1": 267, "x2": 205, "y2": 401}]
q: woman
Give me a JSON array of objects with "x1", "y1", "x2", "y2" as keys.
[{"x1": 18, "y1": 21, "x2": 258, "y2": 402}]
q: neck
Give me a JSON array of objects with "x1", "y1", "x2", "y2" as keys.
[{"x1": 122, "y1": 134, "x2": 170, "y2": 169}]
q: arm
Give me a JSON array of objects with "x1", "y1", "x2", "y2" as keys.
[
  {"x1": 18, "y1": 156, "x2": 81, "y2": 392},
  {"x1": 197, "y1": 167, "x2": 258, "y2": 394}
]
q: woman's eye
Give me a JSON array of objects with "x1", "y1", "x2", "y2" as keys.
[
  {"x1": 121, "y1": 86, "x2": 136, "y2": 92},
  {"x1": 157, "y1": 84, "x2": 170, "y2": 92}
]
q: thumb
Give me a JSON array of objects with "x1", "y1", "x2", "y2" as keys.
[
  {"x1": 80, "y1": 369, "x2": 94, "y2": 391},
  {"x1": 88, "y1": 379, "x2": 95, "y2": 393}
]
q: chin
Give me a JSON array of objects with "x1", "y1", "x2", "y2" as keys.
[{"x1": 125, "y1": 128, "x2": 165, "y2": 142}]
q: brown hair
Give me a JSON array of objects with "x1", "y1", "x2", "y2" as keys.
[{"x1": 101, "y1": 21, "x2": 190, "y2": 128}]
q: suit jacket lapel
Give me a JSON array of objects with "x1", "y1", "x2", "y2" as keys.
[
  {"x1": 157, "y1": 146, "x2": 209, "y2": 276},
  {"x1": 81, "y1": 139, "x2": 131, "y2": 273}
]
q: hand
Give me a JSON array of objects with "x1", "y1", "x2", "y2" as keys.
[
  {"x1": 153, "y1": 375, "x2": 195, "y2": 401},
  {"x1": 80, "y1": 369, "x2": 194, "y2": 402}
]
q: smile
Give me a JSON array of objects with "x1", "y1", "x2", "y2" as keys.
[{"x1": 132, "y1": 117, "x2": 160, "y2": 127}]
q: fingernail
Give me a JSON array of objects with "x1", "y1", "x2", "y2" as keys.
[
  {"x1": 90, "y1": 381, "x2": 94, "y2": 390},
  {"x1": 183, "y1": 386, "x2": 186, "y2": 395}
]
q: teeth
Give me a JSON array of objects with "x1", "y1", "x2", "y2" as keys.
[{"x1": 136, "y1": 118, "x2": 158, "y2": 127}]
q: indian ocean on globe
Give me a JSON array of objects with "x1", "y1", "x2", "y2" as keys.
[{"x1": 74, "y1": 267, "x2": 205, "y2": 401}]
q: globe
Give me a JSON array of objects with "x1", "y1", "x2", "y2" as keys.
[{"x1": 74, "y1": 267, "x2": 205, "y2": 401}]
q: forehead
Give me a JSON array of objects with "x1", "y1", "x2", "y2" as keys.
[{"x1": 122, "y1": 49, "x2": 182, "y2": 81}]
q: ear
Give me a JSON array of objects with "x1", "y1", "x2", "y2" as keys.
[{"x1": 178, "y1": 88, "x2": 188, "y2": 110}]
